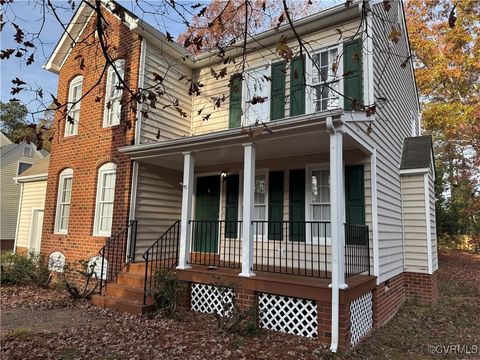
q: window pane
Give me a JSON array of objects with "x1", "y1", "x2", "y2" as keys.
[
  {"x1": 320, "y1": 187, "x2": 330, "y2": 203},
  {"x1": 311, "y1": 170, "x2": 320, "y2": 202},
  {"x1": 321, "y1": 205, "x2": 331, "y2": 221},
  {"x1": 254, "y1": 175, "x2": 266, "y2": 204},
  {"x1": 245, "y1": 67, "x2": 270, "y2": 125}
]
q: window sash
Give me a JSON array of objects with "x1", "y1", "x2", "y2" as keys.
[
  {"x1": 56, "y1": 174, "x2": 73, "y2": 233},
  {"x1": 309, "y1": 169, "x2": 331, "y2": 239},
  {"x1": 94, "y1": 168, "x2": 116, "y2": 236},
  {"x1": 244, "y1": 67, "x2": 270, "y2": 125},
  {"x1": 104, "y1": 61, "x2": 125, "y2": 127},
  {"x1": 309, "y1": 47, "x2": 341, "y2": 112},
  {"x1": 65, "y1": 79, "x2": 82, "y2": 136}
]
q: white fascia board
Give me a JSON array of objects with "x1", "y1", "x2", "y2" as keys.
[
  {"x1": 14, "y1": 173, "x2": 48, "y2": 183},
  {"x1": 399, "y1": 168, "x2": 429, "y2": 175}
]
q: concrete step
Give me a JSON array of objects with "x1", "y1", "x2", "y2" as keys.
[
  {"x1": 105, "y1": 283, "x2": 144, "y2": 302},
  {"x1": 125, "y1": 262, "x2": 146, "y2": 275},
  {"x1": 91, "y1": 294, "x2": 154, "y2": 315},
  {"x1": 116, "y1": 272, "x2": 145, "y2": 288}
]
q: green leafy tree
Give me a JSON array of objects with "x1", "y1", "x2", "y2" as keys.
[{"x1": 0, "y1": 100, "x2": 28, "y2": 141}]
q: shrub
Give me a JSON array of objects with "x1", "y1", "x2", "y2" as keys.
[
  {"x1": 59, "y1": 259, "x2": 99, "y2": 300},
  {"x1": 0, "y1": 251, "x2": 51, "y2": 287},
  {"x1": 152, "y1": 270, "x2": 178, "y2": 317}
]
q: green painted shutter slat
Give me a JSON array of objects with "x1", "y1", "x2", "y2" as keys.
[
  {"x1": 268, "y1": 171, "x2": 284, "y2": 240},
  {"x1": 229, "y1": 76, "x2": 242, "y2": 128},
  {"x1": 290, "y1": 56, "x2": 306, "y2": 116},
  {"x1": 345, "y1": 165, "x2": 365, "y2": 245},
  {"x1": 271, "y1": 62, "x2": 286, "y2": 121},
  {"x1": 343, "y1": 39, "x2": 363, "y2": 111},
  {"x1": 289, "y1": 169, "x2": 305, "y2": 242},
  {"x1": 225, "y1": 174, "x2": 239, "y2": 238}
]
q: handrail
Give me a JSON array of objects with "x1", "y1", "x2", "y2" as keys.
[
  {"x1": 142, "y1": 220, "x2": 181, "y2": 304},
  {"x1": 98, "y1": 220, "x2": 137, "y2": 295}
]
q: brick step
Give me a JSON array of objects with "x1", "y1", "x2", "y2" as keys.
[
  {"x1": 116, "y1": 272, "x2": 145, "y2": 288},
  {"x1": 91, "y1": 294, "x2": 154, "y2": 315},
  {"x1": 105, "y1": 283, "x2": 145, "y2": 302}
]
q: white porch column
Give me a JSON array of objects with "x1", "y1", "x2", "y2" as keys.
[
  {"x1": 240, "y1": 143, "x2": 256, "y2": 277},
  {"x1": 328, "y1": 123, "x2": 346, "y2": 352},
  {"x1": 177, "y1": 152, "x2": 195, "y2": 270}
]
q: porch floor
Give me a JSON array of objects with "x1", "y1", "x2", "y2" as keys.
[{"x1": 176, "y1": 265, "x2": 376, "y2": 304}]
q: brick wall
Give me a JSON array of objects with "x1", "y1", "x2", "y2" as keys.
[
  {"x1": 404, "y1": 271, "x2": 439, "y2": 305},
  {"x1": 372, "y1": 272, "x2": 405, "y2": 328},
  {"x1": 235, "y1": 288, "x2": 256, "y2": 309},
  {"x1": 41, "y1": 7, "x2": 141, "y2": 265}
]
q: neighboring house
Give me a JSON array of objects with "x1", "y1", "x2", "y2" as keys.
[
  {"x1": 0, "y1": 132, "x2": 46, "y2": 250},
  {"x1": 13, "y1": 156, "x2": 50, "y2": 254},
  {"x1": 40, "y1": 0, "x2": 437, "y2": 353}
]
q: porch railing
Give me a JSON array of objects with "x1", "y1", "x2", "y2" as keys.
[
  {"x1": 344, "y1": 223, "x2": 370, "y2": 277},
  {"x1": 188, "y1": 220, "x2": 242, "y2": 269},
  {"x1": 98, "y1": 220, "x2": 137, "y2": 295},
  {"x1": 142, "y1": 220, "x2": 181, "y2": 304},
  {"x1": 252, "y1": 221, "x2": 332, "y2": 278}
]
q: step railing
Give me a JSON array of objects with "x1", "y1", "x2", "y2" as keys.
[
  {"x1": 99, "y1": 220, "x2": 138, "y2": 295},
  {"x1": 142, "y1": 220, "x2": 181, "y2": 304}
]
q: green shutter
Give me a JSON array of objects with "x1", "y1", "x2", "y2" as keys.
[
  {"x1": 343, "y1": 39, "x2": 363, "y2": 111},
  {"x1": 225, "y1": 174, "x2": 239, "y2": 238},
  {"x1": 268, "y1": 171, "x2": 284, "y2": 240},
  {"x1": 345, "y1": 165, "x2": 365, "y2": 225},
  {"x1": 271, "y1": 62, "x2": 286, "y2": 121},
  {"x1": 289, "y1": 169, "x2": 305, "y2": 242},
  {"x1": 229, "y1": 75, "x2": 242, "y2": 128},
  {"x1": 290, "y1": 56, "x2": 306, "y2": 116}
]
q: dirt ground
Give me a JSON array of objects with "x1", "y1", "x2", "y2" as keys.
[{"x1": 1, "y1": 250, "x2": 479, "y2": 360}]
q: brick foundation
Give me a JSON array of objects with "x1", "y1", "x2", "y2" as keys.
[
  {"x1": 235, "y1": 288, "x2": 256, "y2": 309},
  {"x1": 404, "y1": 271, "x2": 439, "y2": 305},
  {"x1": 372, "y1": 273, "x2": 406, "y2": 328}
]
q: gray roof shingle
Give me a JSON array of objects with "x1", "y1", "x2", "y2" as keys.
[{"x1": 400, "y1": 135, "x2": 433, "y2": 170}]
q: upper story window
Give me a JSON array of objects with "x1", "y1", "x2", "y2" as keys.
[
  {"x1": 23, "y1": 147, "x2": 32, "y2": 157},
  {"x1": 244, "y1": 66, "x2": 270, "y2": 126},
  {"x1": 308, "y1": 46, "x2": 341, "y2": 112},
  {"x1": 104, "y1": 60, "x2": 125, "y2": 128},
  {"x1": 17, "y1": 162, "x2": 32, "y2": 175},
  {"x1": 65, "y1": 76, "x2": 83, "y2": 137},
  {"x1": 93, "y1": 162, "x2": 117, "y2": 236},
  {"x1": 55, "y1": 168, "x2": 73, "y2": 234}
]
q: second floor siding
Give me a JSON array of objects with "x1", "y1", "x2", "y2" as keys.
[{"x1": 140, "y1": 39, "x2": 193, "y2": 143}]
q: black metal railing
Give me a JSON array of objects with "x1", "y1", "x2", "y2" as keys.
[
  {"x1": 252, "y1": 220, "x2": 332, "y2": 278},
  {"x1": 143, "y1": 220, "x2": 181, "y2": 304},
  {"x1": 99, "y1": 220, "x2": 137, "y2": 295},
  {"x1": 345, "y1": 223, "x2": 370, "y2": 277},
  {"x1": 188, "y1": 220, "x2": 243, "y2": 269}
]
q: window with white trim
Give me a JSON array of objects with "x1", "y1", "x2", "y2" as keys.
[
  {"x1": 308, "y1": 47, "x2": 341, "y2": 112},
  {"x1": 65, "y1": 76, "x2": 83, "y2": 136},
  {"x1": 309, "y1": 168, "x2": 331, "y2": 239},
  {"x1": 55, "y1": 168, "x2": 73, "y2": 234},
  {"x1": 244, "y1": 66, "x2": 270, "y2": 126},
  {"x1": 93, "y1": 163, "x2": 116, "y2": 236},
  {"x1": 104, "y1": 60, "x2": 125, "y2": 127},
  {"x1": 17, "y1": 162, "x2": 32, "y2": 175}
]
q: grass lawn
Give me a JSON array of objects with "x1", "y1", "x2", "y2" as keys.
[{"x1": 1, "y1": 250, "x2": 479, "y2": 359}]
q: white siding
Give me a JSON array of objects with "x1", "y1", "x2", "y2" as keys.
[
  {"x1": 134, "y1": 164, "x2": 182, "y2": 257},
  {"x1": 15, "y1": 181, "x2": 47, "y2": 249},
  {"x1": 344, "y1": 3, "x2": 420, "y2": 283},
  {"x1": 139, "y1": 40, "x2": 192, "y2": 143},
  {"x1": 1, "y1": 144, "x2": 43, "y2": 240},
  {"x1": 401, "y1": 174, "x2": 429, "y2": 273},
  {"x1": 428, "y1": 167, "x2": 438, "y2": 271}
]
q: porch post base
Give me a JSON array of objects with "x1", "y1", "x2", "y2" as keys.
[
  {"x1": 329, "y1": 283, "x2": 349, "y2": 289},
  {"x1": 176, "y1": 264, "x2": 192, "y2": 270},
  {"x1": 238, "y1": 270, "x2": 256, "y2": 278}
]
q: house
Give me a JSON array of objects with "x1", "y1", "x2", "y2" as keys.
[
  {"x1": 13, "y1": 156, "x2": 50, "y2": 254},
  {"x1": 0, "y1": 132, "x2": 47, "y2": 251},
  {"x1": 39, "y1": 0, "x2": 437, "y2": 353}
]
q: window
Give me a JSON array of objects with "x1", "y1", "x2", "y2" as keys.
[
  {"x1": 244, "y1": 66, "x2": 270, "y2": 125},
  {"x1": 254, "y1": 173, "x2": 268, "y2": 235},
  {"x1": 65, "y1": 76, "x2": 83, "y2": 136},
  {"x1": 17, "y1": 162, "x2": 32, "y2": 175},
  {"x1": 308, "y1": 168, "x2": 331, "y2": 239},
  {"x1": 309, "y1": 47, "x2": 340, "y2": 112},
  {"x1": 23, "y1": 147, "x2": 32, "y2": 157},
  {"x1": 93, "y1": 163, "x2": 116, "y2": 236},
  {"x1": 55, "y1": 168, "x2": 73, "y2": 234},
  {"x1": 104, "y1": 60, "x2": 125, "y2": 127}
]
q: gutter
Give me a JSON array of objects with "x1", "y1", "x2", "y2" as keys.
[{"x1": 14, "y1": 173, "x2": 48, "y2": 184}]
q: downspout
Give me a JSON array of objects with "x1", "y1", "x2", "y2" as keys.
[
  {"x1": 13, "y1": 182, "x2": 24, "y2": 252},
  {"x1": 326, "y1": 116, "x2": 340, "y2": 353}
]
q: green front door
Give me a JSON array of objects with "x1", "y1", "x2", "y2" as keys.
[{"x1": 193, "y1": 175, "x2": 221, "y2": 253}]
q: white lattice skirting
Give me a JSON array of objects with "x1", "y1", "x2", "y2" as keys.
[
  {"x1": 191, "y1": 283, "x2": 234, "y2": 316},
  {"x1": 350, "y1": 292, "x2": 373, "y2": 347},
  {"x1": 258, "y1": 293, "x2": 318, "y2": 338}
]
